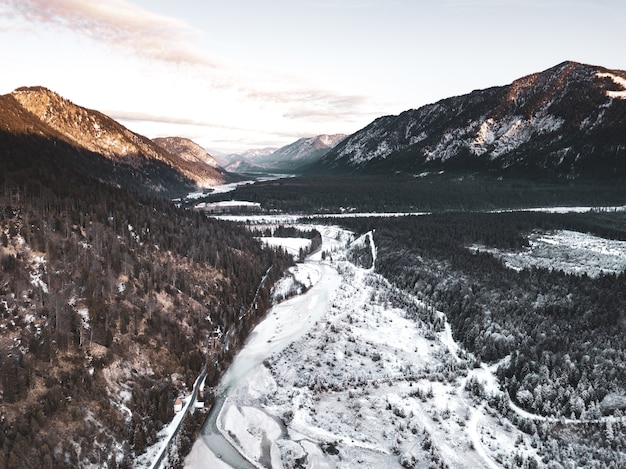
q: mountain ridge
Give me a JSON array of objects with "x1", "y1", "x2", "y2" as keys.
[
  {"x1": 315, "y1": 61, "x2": 626, "y2": 177},
  {"x1": 221, "y1": 134, "x2": 346, "y2": 173},
  {"x1": 1, "y1": 87, "x2": 234, "y2": 196}
]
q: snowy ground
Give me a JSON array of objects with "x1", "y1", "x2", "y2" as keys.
[
  {"x1": 185, "y1": 223, "x2": 553, "y2": 468},
  {"x1": 185, "y1": 217, "x2": 626, "y2": 468},
  {"x1": 258, "y1": 237, "x2": 312, "y2": 257},
  {"x1": 217, "y1": 262, "x2": 546, "y2": 468},
  {"x1": 470, "y1": 229, "x2": 626, "y2": 277}
]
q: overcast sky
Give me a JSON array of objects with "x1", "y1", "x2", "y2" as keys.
[{"x1": 1, "y1": 0, "x2": 624, "y2": 153}]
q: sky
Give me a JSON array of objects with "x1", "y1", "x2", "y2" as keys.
[{"x1": 1, "y1": 0, "x2": 625, "y2": 154}]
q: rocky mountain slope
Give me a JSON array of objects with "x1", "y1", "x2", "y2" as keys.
[
  {"x1": 222, "y1": 134, "x2": 346, "y2": 173},
  {"x1": 316, "y1": 61, "x2": 626, "y2": 177},
  {"x1": 1, "y1": 87, "x2": 233, "y2": 196},
  {"x1": 152, "y1": 136, "x2": 234, "y2": 185}
]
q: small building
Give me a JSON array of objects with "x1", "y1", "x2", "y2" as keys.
[{"x1": 174, "y1": 397, "x2": 183, "y2": 413}]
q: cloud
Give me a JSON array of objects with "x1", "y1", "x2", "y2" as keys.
[
  {"x1": 108, "y1": 110, "x2": 257, "y2": 133},
  {"x1": 3, "y1": 0, "x2": 218, "y2": 67},
  {"x1": 442, "y1": 0, "x2": 568, "y2": 7},
  {"x1": 303, "y1": 0, "x2": 394, "y2": 8}
]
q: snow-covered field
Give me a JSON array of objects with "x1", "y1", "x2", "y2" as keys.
[
  {"x1": 470, "y1": 229, "x2": 626, "y2": 277},
  {"x1": 215, "y1": 263, "x2": 544, "y2": 468},
  {"x1": 258, "y1": 237, "x2": 312, "y2": 256},
  {"x1": 185, "y1": 223, "x2": 557, "y2": 469},
  {"x1": 184, "y1": 216, "x2": 626, "y2": 469}
]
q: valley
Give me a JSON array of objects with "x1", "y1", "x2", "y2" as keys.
[
  {"x1": 182, "y1": 214, "x2": 626, "y2": 468},
  {"x1": 2, "y1": 58, "x2": 626, "y2": 469}
]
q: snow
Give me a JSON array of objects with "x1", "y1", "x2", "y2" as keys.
[
  {"x1": 214, "y1": 211, "x2": 429, "y2": 224},
  {"x1": 258, "y1": 236, "x2": 311, "y2": 256},
  {"x1": 29, "y1": 255, "x2": 48, "y2": 293},
  {"x1": 501, "y1": 205, "x2": 626, "y2": 214},
  {"x1": 187, "y1": 215, "x2": 625, "y2": 468},
  {"x1": 469, "y1": 113, "x2": 564, "y2": 158},
  {"x1": 597, "y1": 72, "x2": 626, "y2": 99},
  {"x1": 187, "y1": 222, "x2": 545, "y2": 469},
  {"x1": 470, "y1": 229, "x2": 626, "y2": 277},
  {"x1": 196, "y1": 200, "x2": 261, "y2": 211},
  {"x1": 270, "y1": 262, "x2": 321, "y2": 301},
  {"x1": 77, "y1": 307, "x2": 90, "y2": 330}
]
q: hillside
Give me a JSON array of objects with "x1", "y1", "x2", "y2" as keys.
[
  {"x1": 316, "y1": 61, "x2": 626, "y2": 177},
  {"x1": 1, "y1": 87, "x2": 232, "y2": 197},
  {"x1": 152, "y1": 136, "x2": 236, "y2": 187},
  {"x1": 0, "y1": 145, "x2": 292, "y2": 466}
]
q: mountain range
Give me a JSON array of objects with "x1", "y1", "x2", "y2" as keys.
[
  {"x1": 3, "y1": 61, "x2": 625, "y2": 195},
  {"x1": 0, "y1": 87, "x2": 234, "y2": 197},
  {"x1": 218, "y1": 134, "x2": 346, "y2": 173},
  {"x1": 315, "y1": 61, "x2": 626, "y2": 178}
]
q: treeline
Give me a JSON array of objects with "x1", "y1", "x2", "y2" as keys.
[
  {"x1": 0, "y1": 160, "x2": 292, "y2": 467},
  {"x1": 251, "y1": 225, "x2": 320, "y2": 240},
  {"x1": 197, "y1": 174, "x2": 626, "y2": 213},
  {"x1": 338, "y1": 211, "x2": 626, "y2": 421},
  {"x1": 250, "y1": 225, "x2": 322, "y2": 261}
]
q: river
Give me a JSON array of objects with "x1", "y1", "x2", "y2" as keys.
[{"x1": 185, "y1": 249, "x2": 341, "y2": 468}]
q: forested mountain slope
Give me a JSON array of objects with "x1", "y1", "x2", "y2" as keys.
[
  {"x1": 317, "y1": 61, "x2": 626, "y2": 177},
  {"x1": 0, "y1": 141, "x2": 292, "y2": 467},
  {"x1": 1, "y1": 88, "x2": 233, "y2": 197}
]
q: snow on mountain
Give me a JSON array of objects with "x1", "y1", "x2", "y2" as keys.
[
  {"x1": 213, "y1": 147, "x2": 278, "y2": 168},
  {"x1": 318, "y1": 61, "x2": 626, "y2": 177},
  {"x1": 596, "y1": 72, "x2": 626, "y2": 99},
  {"x1": 271, "y1": 134, "x2": 347, "y2": 162},
  {"x1": 223, "y1": 134, "x2": 346, "y2": 173}
]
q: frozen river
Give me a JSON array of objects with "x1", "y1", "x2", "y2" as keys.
[{"x1": 185, "y1": 249, "x2": 341, "y2": 468}]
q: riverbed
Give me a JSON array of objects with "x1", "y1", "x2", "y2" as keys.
[{"x1": 184, "y1": 229, "x2": 344, "y2": 468}]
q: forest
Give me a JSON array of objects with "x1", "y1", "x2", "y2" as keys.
[
  {"x1": 336, "y1": 211, "x2": 626, "y2": 464},
  {"x1": 0, "y1": 153, "x2": 292, "y2": 467},
  {"x1": 195, "y1": 173, "x2": 626, "y2": 213}
]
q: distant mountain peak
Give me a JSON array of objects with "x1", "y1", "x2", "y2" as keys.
[
  {"x1": 222, "y1": 134, "x2": 346, "y2": 173},
  {"x1": 153, "y1": 136, "x2": 220, "y2": 168}
]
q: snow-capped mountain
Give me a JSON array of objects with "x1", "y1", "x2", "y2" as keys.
[
  {"x1": 317, "y1": 61, "x2": 626, "y2": 177},
  {"x1": 1, "y1": 87, "x2": 234, "y2": 195},
  {"x1": 223, "y1": 134, "x2": 346, "y2": 173},
  {"x1": 215, "y1": 147, "x2": 278, "y2": 172}
]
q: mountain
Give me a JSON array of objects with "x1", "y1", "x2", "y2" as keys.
[
  {"x1": 152, "y1": 136, "x2": 235, "y2": 186},
  {"x1": 316, "y1": 61, "x2": 626, "y2": 178},
  {"x1": 1, "y1": 87, "x2": 233, "y2": 196},
  {"x1": 214, "y1": 147, "x2": 277, "y2": 170},
  {"x1": 222, "y1": 134, "x2": 346, "y2": 173},
  {"x1": 0, "y1": 95, "x2": 293, "y2": 465}
]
